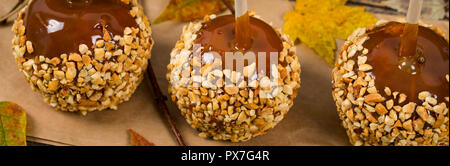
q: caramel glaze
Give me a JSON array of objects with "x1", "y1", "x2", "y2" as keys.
[
  {"x1": 358, "y1": 22, "x2": 449, "y2": 104},
  {"x1": 235, "y1": 12, "x2": 252, "y2": 50},
  {"x1": 195, "y1": 15, "x2": 283, "y2": 74},
  {"x1": 23, "y1": 0, "x2": 137, "y2": 59}
]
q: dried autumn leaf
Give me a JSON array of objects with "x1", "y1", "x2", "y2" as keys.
[
  {"x1": 0, "y1": 101, "x2": 27, "y2": 146},
  {"x1": 153, "y1": 0, "x2": 233, "y2": 24},
  {"x1": 129, "y1": 129, "x2": 155, "y2": 146},
  {"x1": 283, "y1": 0, "x2": 378, "y2": 66}
]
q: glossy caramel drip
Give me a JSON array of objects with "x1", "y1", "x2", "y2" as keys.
[
  {"x1": 196, "y1": 15, "x2": 283, "y2": 71},
  {"x1": 24, "y1": 0, "x2": 137, "y2": 58},
  {"x1": 361, "y1": 22, "x2": 449, "y2": 104},
  {"x1": 235, "y1": 12, "x2": 251, "y2": 50},
  {"x1": 399, "y1": 23, "x2": 419, "y2": 58}
]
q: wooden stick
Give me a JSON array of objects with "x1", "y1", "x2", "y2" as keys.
[
  {"x1": 234, "y1": 0, "x2": 251, "y2": 50},
  {"x1": 235, "y1": 0, "x2": 247, "y2": 18},
  {"x1": 146, "y1": 60, "x2": 186, "y2": 146},
  {"x1": 406, "y1": 0, "x2": 423, "y2": 24},
  {"x1": 399, "y1": 0, "x2": 423, "y2": 57}
]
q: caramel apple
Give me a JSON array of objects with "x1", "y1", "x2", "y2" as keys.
[
  {"x1": 167, "y1": 13, "x2": 301, "y2": 142},
  {"x1": 12, "y1": 0, "x2": 153, "y2": 115},
  {"x1": 332, "y1": 21, "x2": 449, "y2": 146}
]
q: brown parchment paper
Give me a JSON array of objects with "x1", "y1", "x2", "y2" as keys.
[
  {"x1": 0, "y1": 0, "x2": 448, "y2": 146},
  {"x1": 0, "y1": 0, "x2": 18, "y2": 16}
]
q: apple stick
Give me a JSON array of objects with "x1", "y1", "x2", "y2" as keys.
[
  {"x1": 235, "y1": 0, "x2": 251, "y2": 50},
  {"x1": 399, "y1": 0, "x2": 423, "y2": 57}
]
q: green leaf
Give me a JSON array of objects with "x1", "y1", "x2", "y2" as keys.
[{"x1": 0, "y1": 101, "x2": 27, "y2": 146}]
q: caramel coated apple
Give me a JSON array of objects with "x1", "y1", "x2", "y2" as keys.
[
  {"x1": 332, "y1": 21, "x2": 449, "y2": 146},
  {"x1": 12, "y1": 0, "x2": 153, "y2": 114},
  {"x1": 167, "y1": 14, "x2": 301, "y2": 142}
]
